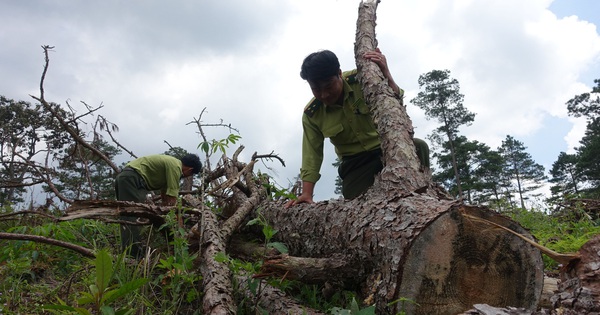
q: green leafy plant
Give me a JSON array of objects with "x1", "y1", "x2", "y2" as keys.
[
  {"x1": 246, "y1": 209, "x2": 288, "y2": 255},
  {"x1": 199, "y1": 133, "x2": 241, "y2": 155},
  {"x1": 262, "y1": 181, "x2": 297, "y2": 201},
  {"x1": 213, "y1": 209, "x2": 291, "y2": 314},
  {"x1": 42, "y1": 249, "x2": 148, "y2": 315},
  {"x1": 151, "y1": 210, "x2": 202, "y2": 311},
  {"x1": 0, "y1": 251, "x2": 34, "y2": 311},
  {"x1": 214, "y1": 251, "x2": 263, "y2": 313}
]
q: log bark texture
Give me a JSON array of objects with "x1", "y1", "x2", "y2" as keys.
[
  {"x1": 261, "y1": 1, "x2": 544, "y2": 314},
  {"x1": 265, "y1": 200, "x2": 544, "y2": 314},
  {"x1": 551, "y1": 234, "x2": 600, "y2": 314}
]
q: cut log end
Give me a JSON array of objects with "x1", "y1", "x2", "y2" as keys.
[{"x1": 395, "y1": 206, "x2": 544, "y2": 315}]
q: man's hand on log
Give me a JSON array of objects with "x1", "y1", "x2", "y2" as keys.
[{"x1": 284, "y1": 193, "x2": 314, "y2": 208}]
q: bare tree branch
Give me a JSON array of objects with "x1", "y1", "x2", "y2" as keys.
[
  {"x1": 0, "y1": 179, "x2": 45, "y2": 188},
  {"x1": 252, "y1": 151, "x2": 286, "y2": 167},
  {"x1": 31, "y1": 45, "x2": 120, "y2": 174},
  {"x1": 67, "y1": 100, "x2": 104, "y2": 125},
  {"x1": 0, "y1": 210, "x2": 60, "y2": 221},
  {"x1": 97, "y1": 115, "x2": 136, "y2": 159},
  {"x1": 0, "y1": 232, "x2": 95, "y2": 258}
]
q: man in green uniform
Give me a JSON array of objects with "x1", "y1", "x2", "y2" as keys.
[
  {"x1": 115, "y1": 153, "x2": 202, "y2": 257},
  {"x1": 286, "y1": 49, "x2": 429, "y2": 207}
]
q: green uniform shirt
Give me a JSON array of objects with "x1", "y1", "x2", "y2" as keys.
[
  {"x1": 300, "y1": 69, "x2": 404, "y2": 183},
  {"x1": 126, "y1": 154, "x2": 182, "y2": 197}
]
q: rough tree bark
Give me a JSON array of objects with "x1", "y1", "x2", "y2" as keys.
[
  {"x1": 551, "y1": 234, "x2": 600, "y2": 314},
  {"x1": 260, "y1": 1, "x2": 544, "y2": 314}
]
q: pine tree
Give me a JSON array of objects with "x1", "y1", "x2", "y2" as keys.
[
  {"x1": 549, "y1": 152, "x2": 581, "y2": 199},
  {"x1": 565, "y1": 78, "x2": 600, "y2": 195},
  {"x1": 498, "y1": 135, "x2": 546, "y2": 209},
  {"x1": 576, "y1": 120, "x2": 600, "y2": 191},
  {"x1": 411, "y1": 69, "x2": 475, "y2": 201},
  {"x1": 474, "y1": 147, "x2": 512, "y2": 209},
  {"x1": 432, "y1": 135, "x2": 478, "y2": 202},
  {"x1": 0, "y1": 96, "x2": 72, "y2": 206}
]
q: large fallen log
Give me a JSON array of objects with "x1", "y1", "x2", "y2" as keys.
[
  {"x1": 264, "y1": 199, "x2": 544, "y2": 314},
  {"x1": 261, "y1": 1, "x2": 545, "y2": 314}
]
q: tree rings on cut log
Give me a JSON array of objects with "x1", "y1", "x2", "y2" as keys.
[{"x1": 398, "y1": 206, "x2": 544, "y2": 315}]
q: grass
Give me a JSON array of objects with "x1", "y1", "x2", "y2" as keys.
[{"x1": 505, "y1": 205, "x2": 600, "y2": 271}]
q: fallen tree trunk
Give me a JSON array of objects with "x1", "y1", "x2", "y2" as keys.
[
  {"x1": 184, "y1": 156, "x2": 274, "y2": 314},
  {"x1": 264, "y1": 198, "x2": 544, "y2": 314},
  {"x1": 260, "y1": 1, "x2": 544, "y2": 314}
]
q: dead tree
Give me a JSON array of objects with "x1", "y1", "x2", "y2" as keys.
[{"x1": 259, "y1": 1, "x2": 545, "y2": 314}]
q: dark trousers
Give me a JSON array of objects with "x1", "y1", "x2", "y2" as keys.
[
  {"x1": 338, "y1": 138, "x2": 430, "y2": 199},
  {"x1": 115, "y1": 169, "x2": 148, "y2": 257},
  {"x1": 339, "y1": 149, "x2": 383, "y2": 199}
]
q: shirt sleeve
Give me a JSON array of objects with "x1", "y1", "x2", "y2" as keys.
[{"x1": 300, "y1": 114, "x2": 324, "y2": 183}]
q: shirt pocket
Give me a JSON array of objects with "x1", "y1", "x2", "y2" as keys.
[
  {"x1": 353, "y1": 99, "x2": 377, "y2": 130},
  {"x1": 354, "y1": 98, "x2": 370, "y2": 115},
  {"x1": 322, "y1": 123, "x2": 344, "y2": 138}
]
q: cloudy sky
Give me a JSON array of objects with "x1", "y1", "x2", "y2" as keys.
[{"x1": 2, "y1": 0, "x2": 599, "y2": 203}]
